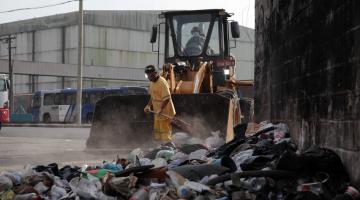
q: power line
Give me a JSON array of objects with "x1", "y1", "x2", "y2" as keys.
[{"x1": 0, "y1": 0, "x2": 78, "y2": 14}]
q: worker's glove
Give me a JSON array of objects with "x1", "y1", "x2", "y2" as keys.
[{"x1": 144, "y1": 105, "x2": 151, "y2": 113}]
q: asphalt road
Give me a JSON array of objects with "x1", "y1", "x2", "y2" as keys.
[{"x1": 0, "y1": 126, "x2": 130, "y2": 171}]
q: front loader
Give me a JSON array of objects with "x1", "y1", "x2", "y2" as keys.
[{"x1": 87, "y1": 9, "x2": 252, "y2": 148}]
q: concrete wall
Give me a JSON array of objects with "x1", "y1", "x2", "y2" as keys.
[{"x1": 255, "y1": 0, "x2": 360, "y2": 186}]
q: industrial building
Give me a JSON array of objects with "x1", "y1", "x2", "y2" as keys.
[{"x1": 0, "y1": 10, "x2": 254, "y2": 95}]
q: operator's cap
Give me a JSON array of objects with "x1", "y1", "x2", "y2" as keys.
[
  {"x1": 145, "y1": 65, "x2": 156, "y2": 73},
  {"x1": 191, "y1": 26, "x2": 201, "y2": 34}
]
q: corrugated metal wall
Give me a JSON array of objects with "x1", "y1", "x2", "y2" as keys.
[{"x1": 0, "y1": 10, "x2": 254, "y2": 93}]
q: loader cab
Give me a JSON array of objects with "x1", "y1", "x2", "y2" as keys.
[{"x1": 151, "y1": 9, "x2": 240, "y2": 64}]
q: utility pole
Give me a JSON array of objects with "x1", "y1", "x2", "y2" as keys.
[
  {"x1": 8, "y1": 35, "x2": 14, "y2": 114},
  {"x1": 76, "y1": 0, "x2": 83, "y2": 125},
  {"x1": 0, "y1": 35, "x2": 16, "y2": 114}
]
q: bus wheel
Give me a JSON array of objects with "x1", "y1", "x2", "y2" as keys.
[
  {"x1": 86, "y1": 113, "x2": 93, "y2": 124},
  {"x1": 43, "y1": 114, "x2": 51, "y2": 123},
  {"x1": 0, "y1": 122, "x2": 2, "y2": 130}
]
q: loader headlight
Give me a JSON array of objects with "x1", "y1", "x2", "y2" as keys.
[{"x1": 224, "y1": 69, "x2": 230, "y2": 75}]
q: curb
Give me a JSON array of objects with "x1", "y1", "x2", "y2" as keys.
[{"x1": 3, "y1": 123, "x2": 92, "y2": 128}]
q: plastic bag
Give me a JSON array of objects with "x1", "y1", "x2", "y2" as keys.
[
  {"x1": 96, "y1": 191, "x2": 117, "y2": 200},
  {"x1": 139, "y1": 158, "x2": 152, "y2": 166},
  {"x1": 69, "y1": 177, "x2": 98, "y2": 199},
  {"x1": 34, "y1": 182, "x2": 49, "y2": 194},
  {"x1": 2, "y1": 172, "x2": 22, "y2": 186},
  {"x1": 231, "y1": 149, "x2": 254, "y2": 169},
  {"x1": 53, "y1": 176, "x2": 68, "y2": 188},
  {"x1": 50, "y1": 185, "x2": 67, "y2": 200},
  {"x1": 188, "y1": 149, "x2": 208, "y2": 161},
  {"x1": 156, "y1": 150, "x2": 175, "y2": 161},
  {"x1": 184, "y1": 180, "x2": 211, "y2": 192},
  {"x1": 151, "y1": 158, "x2": 168, "y2": 168},
  {"x1": 128, "y1": 148, "x2": 144, "y2": 165},
  {"x1": 103, "y1": 162, "x2": 122, "y2": 172},
  {"x1": 0, "y1": 190, "x2": 14, "y2": 200},
  {"x1": 0, "y1": 175, "x2": 13, "y2": 192},
  {"x1": 12, "y1": 193, "x2": 37, "y2": 200},
  {"x1": 106, "y1": 176, "x2": 131, "y2": 197}
]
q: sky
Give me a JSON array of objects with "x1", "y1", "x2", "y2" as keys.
[{"x1": 0, "y1": 0, "x2": 255, "y2": 28}]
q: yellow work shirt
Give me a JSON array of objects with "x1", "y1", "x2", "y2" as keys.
[{"x1": 149, "y1": 76, "x2": 176, "y2": 119}]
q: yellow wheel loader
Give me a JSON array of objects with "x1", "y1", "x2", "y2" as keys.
[{"x1": 87, "y1": 9, "x2": 253, "y2": 148}]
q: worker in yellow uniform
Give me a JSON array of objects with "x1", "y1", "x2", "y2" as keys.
[{"x1": 144, "y1": 65, "x2": 176, "y2": 142}]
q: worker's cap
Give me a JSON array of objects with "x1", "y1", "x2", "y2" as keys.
[
  {"x1": 145, "y1": 65, "x2": 156, "y2": 73},
  {"x1": 191, "y1": 26, "x2": 201, "y2": 34}
]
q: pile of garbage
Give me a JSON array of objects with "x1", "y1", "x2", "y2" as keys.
[{"x1": 1, "y1": 122, "x2": 359, "y2": 200}]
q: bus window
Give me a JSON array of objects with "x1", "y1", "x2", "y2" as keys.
[
  {"x1": 82, "y1": 92, "x2": 90, "y2": 104},
  {"x1": 106, "y1": 90, "x2": 123, "y2": 96},
  {"x1": 111, "y1": 90, "x2": 123, "y2": 95},
  {"x1": 127, "y1": 87, "x2": 148, "y2": 95},
  {"x1": 65, "y1": 93, "x2": 76, "y2": 105},
  {"x1": 54, "y1": 93, "x2": 66, "y2": 105},
  {"x1": 0, "y1": 80, "x2": 6, "y2": 92},
  {"x1": 44, "y1": 93, "x2": 55, "y2": 105},
  {"x1": 6, "y1": 80, "x2": 10, "y2": 91},
  {"x1": 127, "y1": 89, "x2": 137, "y2": 95},
  {"x1": 104, "y1": 90, "x2": 117, "y2": 96},
  {"x1": 90, "y1": 92, "x2": 104, "y2": 104}
]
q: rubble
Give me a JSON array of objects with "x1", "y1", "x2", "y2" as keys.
[{"x1": 0, "y1": 122, "x2": 359, "y2": 200}]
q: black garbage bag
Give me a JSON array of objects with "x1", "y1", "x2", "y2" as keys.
[
  {"x1": 276, "y1": 145, "x2": 350, "y2": 196},
  {"x1": 240, "y1": 155, "x2": 275, "y2": 171},
  {"x1": 288, "y1": 192, "x2": 322, "y2": 200},
  {"x1": 58, "y1": 165, "x2": 81, "y2": 182},
  {"x1": 171, "y1": 164, "x2": 230, "y2": 181},
  {"x1": 208, "y1": 123, "x2": 248, "y2": 159},
  {"x1": 253, "y1": 139, "x2": 297, "y2": 157},
  {"x1": 33, "y1": 163, "x2": 59, "y2": 176},
  {"x1": 179, "y1": 144, "x2": 208, "y2": 154}
]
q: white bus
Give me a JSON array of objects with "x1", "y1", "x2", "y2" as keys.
[
  {"x1": 31, "y1": 87, "x2": 148, "y2": 123},
  {"x1": 0, "y1": 74, "x2": 10, "y2": 129}
]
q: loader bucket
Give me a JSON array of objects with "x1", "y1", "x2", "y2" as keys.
[{"x1": 86, "y1": 93, "x2": 231, "y2": 148}]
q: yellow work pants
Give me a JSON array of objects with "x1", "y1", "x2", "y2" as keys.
[{"x1": 153, "y1": 116, "x2": 172, "y2": 142}]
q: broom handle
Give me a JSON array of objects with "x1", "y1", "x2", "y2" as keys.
[
  {"x1": 148, "y1": 110, "x2": 192, "y2": 126},
  {"x1": 148, "y1": 110, "x2": 173, "y2": 120}
]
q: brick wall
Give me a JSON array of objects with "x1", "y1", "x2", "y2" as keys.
[{"x1": 255, "y1": 0, "x2": 360, "y2": 186}]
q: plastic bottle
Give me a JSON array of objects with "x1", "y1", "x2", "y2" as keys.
[
  {"x1": 166, "y1": 171, "x2": 186, "y2": 188},
  {"x1": 297, "y1": 182, "x2": 322, "y2": 195},
  {"x1": 251, "y1": 177, "x2": 267, "y2": 192},
  {"x1": 166, "y1": 171, "x2": 194, "y2": 199},
  {"x1": 177, "y1": 185, "x2": 193, "y2": 199},
  {"x1": 129, "y1": 187, "x2": 149, "y2": 200},
  {"x1": 12, "y1": 193, "x2": 38, "y2": 200},
  {"x1": 238, "y1": 177, "x2": 266, "y2": 192}
]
